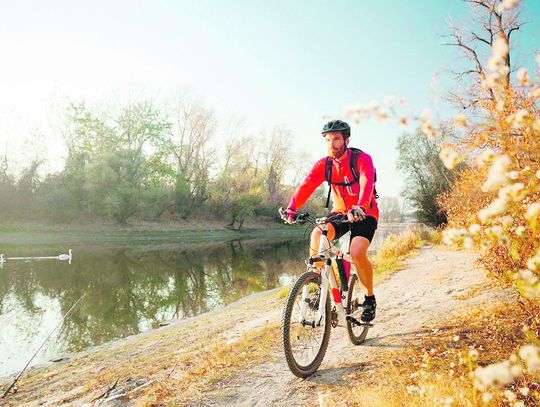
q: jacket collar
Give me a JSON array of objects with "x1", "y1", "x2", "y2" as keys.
[{"x1": 331, "y1": 148, "x2": 350, "y2": 164}]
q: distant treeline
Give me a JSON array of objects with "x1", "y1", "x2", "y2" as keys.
[{"x1": 0, "y1": 99, "x2": 331, "y2": 228}]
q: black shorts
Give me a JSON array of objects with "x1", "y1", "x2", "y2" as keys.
[{"x1": 331, "y1": 215, "x2": 378, "y2": 243}]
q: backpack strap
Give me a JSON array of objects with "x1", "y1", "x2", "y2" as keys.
[
  {"x1": 349, "y1": 148, "x2": 362, "y2": 180},
  {"x1": 373, "y1": 169, "x2": 379, "y2": 199},
  {"x1": 350, "y1": 147, "x2": 379, "y2": 200},
  {"x1": 325, "y1": 157, "x2": 333, "y2": 209},
  {"x1": 324, "y1": 150, "x2": 359, "y2": 209},
  {"x1": 324, "y1": 156, "x2": 333, "y2": 184}
]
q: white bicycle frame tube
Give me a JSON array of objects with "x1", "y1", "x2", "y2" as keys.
[
  {"x1": 315, "y1": 231, "x2": 349, "y2": 327},
  {"x1": 316, "y1": 265, "x2": 329, "y2": 325},
  {"x1": 298, "y1": 227, "x2": 359, "y2": 327}
]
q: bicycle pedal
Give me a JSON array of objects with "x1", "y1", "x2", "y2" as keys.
[{"x1": 346, "y1": 315, "x2": 373, "y2": 328}]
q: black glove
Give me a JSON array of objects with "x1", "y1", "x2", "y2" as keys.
[
  {"x1": 282, "y1": 207, "x2": 298, "y2": 224},
  {"x1": 347, "y1": 205, "x2": 366, "y2": 222}
]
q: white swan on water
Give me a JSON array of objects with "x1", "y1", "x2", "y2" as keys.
[
  {"x1": 58, "y1": 249, "x2": 72, "y2": 261},
  {"x1": 0, "y1": 249, "x2": 73, "y2": 266}
]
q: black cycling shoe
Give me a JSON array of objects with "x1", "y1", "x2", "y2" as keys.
[{"x1": 361, "y1": 299, "x2": 377, "y2": 322}]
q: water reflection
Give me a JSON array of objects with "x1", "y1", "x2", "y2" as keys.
[
  {"x1": 0, "y1": 224, "x2": 411, "y2": 377},
  {"x1": 0, "y1": 239, "x2": 306, "y2": 376}
]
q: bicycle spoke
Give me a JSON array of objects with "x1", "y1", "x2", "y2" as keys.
[
  {"x1": 346, "y1": 274, "x2": 370, "y2": 345},
  {"x1": 291, "y1": 292, "x2": 321, "y2": 365}
]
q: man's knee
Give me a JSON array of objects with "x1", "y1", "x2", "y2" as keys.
[
  {"x1": 350, "y1": 237, "x2": 370, "y2": 261},
  {"x1": 311, "y1": 227, "x2": 323, "y2": 239},
  {"x1": 310, "y1": 224, "x2": 335, "y2": 241}
]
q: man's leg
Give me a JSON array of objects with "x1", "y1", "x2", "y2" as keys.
[
  {"x1": 349, "y1": 236, "x2": 373, "y2": 295},
  {"x1": 349, "y1": 235, "x2": 376, "y2": 321},
  {"x1": 310, "y1": 225, "x2": 336, "y2": 258}
]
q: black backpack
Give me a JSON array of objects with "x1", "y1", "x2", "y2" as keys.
[{"x1": 324, "y1": 147, "x2": 378, "y2": 209}]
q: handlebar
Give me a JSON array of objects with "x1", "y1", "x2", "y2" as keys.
[
  {"x1": 323, "y1": 213, "x2": 349, "y2": 225},
  {"x1": 278, "y1": 207, "x2": 349, "y2": 225}
]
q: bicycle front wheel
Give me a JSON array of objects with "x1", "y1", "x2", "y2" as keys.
[
  {"x1": 346, "y1": 274, "x2": 370, "y2": 345},
  {"x1": 282, "y1": 271, "x2": 331, "y2": 378}
]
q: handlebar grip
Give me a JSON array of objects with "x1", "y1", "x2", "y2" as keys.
[{"x1": 278, "y1": 207, "x2": 311, "y2": 224}]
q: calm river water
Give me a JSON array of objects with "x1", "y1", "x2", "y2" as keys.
[{"x1": 0, "y1": 224, "x2": 411, "y2": 378}]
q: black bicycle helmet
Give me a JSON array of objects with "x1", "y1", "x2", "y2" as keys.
[{"x1": 321, "y1": 119, "x2": 351, "y2": 138}]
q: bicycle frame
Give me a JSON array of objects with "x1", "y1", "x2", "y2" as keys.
[{"x1": 305, "y1": 228, "x2": 356, "y2": 328}]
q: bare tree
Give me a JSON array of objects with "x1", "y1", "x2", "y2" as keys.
[
  {"x1": 220, "y1": 117, "x2": 245, "y2": 171},
  {"x1": 218, "y1": 134, "x2": 254, "y2": 206},
  {"x1": 443, "y1": 0, "x2": 523, "y2": 112},
  {"x1": 262, "y1": 127, "x2": 291, "y2": 205},
  {"x1": 17, "y1": 159, "x2": 43, "y2": 197},
  {"x1": 165, "y1": 99, "x2": 216, "y2": 214}
]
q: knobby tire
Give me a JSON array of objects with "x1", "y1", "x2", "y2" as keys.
[{"x1": 282, "y1": 271, "x2": 331, "y2": 378}]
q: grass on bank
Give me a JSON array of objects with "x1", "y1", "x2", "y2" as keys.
[
  {"x1": 372, "y1": 225, "x2": 440, "y2": 280},
  {"x1": 317, "y1": 301, "x2": 540, "y2": 407}
]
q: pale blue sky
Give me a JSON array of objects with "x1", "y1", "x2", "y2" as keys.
[{"x1": 0, "y1": 1, "x2": 538, "y2": 197}]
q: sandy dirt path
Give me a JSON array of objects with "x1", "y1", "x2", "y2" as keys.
[{"x1": 197, "y1": 247, "x2": 510, "y2": 407}]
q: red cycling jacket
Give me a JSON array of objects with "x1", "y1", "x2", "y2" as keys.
[{"x1": 288, "y1": 148, "x2": 379, "y2": 222}]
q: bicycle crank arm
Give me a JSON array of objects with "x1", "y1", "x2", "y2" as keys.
[{"x1": 345, "y1": 315, "x2": 374, "y2": 328}]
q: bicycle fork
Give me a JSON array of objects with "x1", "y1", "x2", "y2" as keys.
[
  {"x1": 301, "y1": 230, "x2": 347, "y2": 328},
  {"x1": 316, "y1": 230, "x2": 346, "y2": 326},
  {"x1": 297, "y1": 265, "x2": 335, "y2": 327}
]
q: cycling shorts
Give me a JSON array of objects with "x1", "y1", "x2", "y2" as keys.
[{"x1": 330, "y1": 215, "x2": 378, "y2": 243}]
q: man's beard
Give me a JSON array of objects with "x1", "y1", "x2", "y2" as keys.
[{"x1": 328, "y1": 146, "x2": 346, "y2": 158}]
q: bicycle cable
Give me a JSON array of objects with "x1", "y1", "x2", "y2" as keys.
[
  {"x1": 301, "y1": 216, "x2": 349, "y2": 259},
  {"x1": 302, "y1": 224, "x2": 312, "y2": 260}
]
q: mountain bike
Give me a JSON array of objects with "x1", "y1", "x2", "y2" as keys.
[{"x1": 278, "y1": 209, "x2": 373, "y2": 378}]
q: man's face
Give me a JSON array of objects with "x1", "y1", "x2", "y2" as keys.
[{"x1": 324, "y1": 132, "x2": 349, "y2": 158}]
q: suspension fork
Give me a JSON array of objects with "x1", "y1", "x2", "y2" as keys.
[
  {"x1": 298, "y1": 269, "x2": 328, "y2": 325},
  {"x1": 317, "y1": 262, "x2": 330, "y2": 326},
  {"x1": 315, "y1": 229, "x2": 332, "y2": 326},
  {"x1": 299, "y1": 227, "x2": 331, "y2": 325}
]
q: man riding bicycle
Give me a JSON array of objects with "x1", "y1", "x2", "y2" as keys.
[{"x1": 283, "y1": 119, "x2": 379, "y2": 322}]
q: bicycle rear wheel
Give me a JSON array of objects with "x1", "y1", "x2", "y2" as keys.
[
  {"x1": 282, "y1": 271, "x2": 331, "y2": 378},
  {"x1": 346, "y1": 274, "x2": 370, "y2": 345}
]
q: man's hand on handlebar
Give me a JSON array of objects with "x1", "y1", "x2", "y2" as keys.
[
  {"x1": 280, "y1": 207, "x2": 298, "y2": 224},
  {"x1": 347, "y1": 205, "x2": 366, "y2": 223}
]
